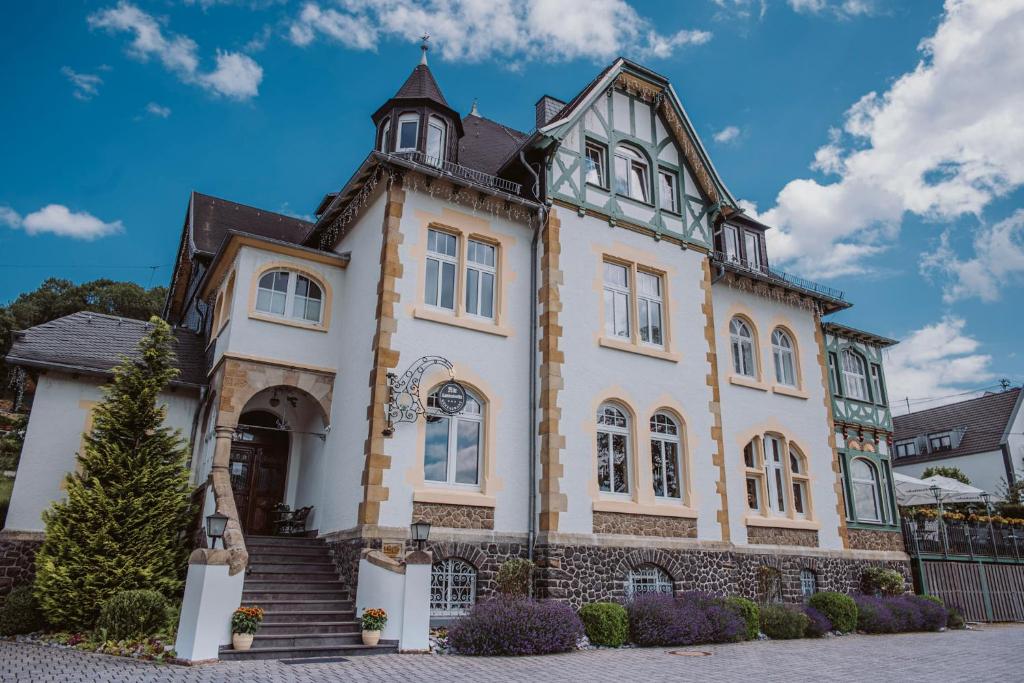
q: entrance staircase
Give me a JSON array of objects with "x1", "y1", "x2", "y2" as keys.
[{"x1": 219, "y1": 535, "x2": 398, "y2": 661}]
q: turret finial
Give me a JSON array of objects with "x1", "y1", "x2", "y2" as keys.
[
  {"x1": 420, "y1": 33, "x2": 430, "y2": 65},
  {"x1": 469, "y1": 98, "x2": 479, "y2": 117}
]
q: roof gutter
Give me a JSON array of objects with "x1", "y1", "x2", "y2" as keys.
[{"x1": 4, "y1": 355, "x2": 205, "y2": 391}]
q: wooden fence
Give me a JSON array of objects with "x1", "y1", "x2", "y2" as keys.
[{"x1": 920, "y1": 560, "x2": 1024, "y2": 622}]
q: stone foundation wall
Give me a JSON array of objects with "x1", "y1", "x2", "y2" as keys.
[
  {"x1": 592, "y1": 511, "x2": 697, "y2": 538},
  {"x1": 0, "y1": 534, "x2": 43, "y2": 598},
  {"x1": 746, "y1": 526, "x2": 819, "y2": 548},
  {"x1": 847, "y1": 528, "x2": 906, "y2": 553},
  {"x1": 412, "y1": 502, "x2": 495, "y2": 530}
]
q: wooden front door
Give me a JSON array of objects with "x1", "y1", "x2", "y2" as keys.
[{"x1": 229, "y1": 411, "x2": 289, "y2": 535}]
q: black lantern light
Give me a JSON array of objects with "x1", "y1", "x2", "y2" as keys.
[
  {"x1": 206, "y1": 511, "x2": 229, "y2": 549},
  {"x1": 410, "y1": 519, "x2": 431, "y2": 551}
]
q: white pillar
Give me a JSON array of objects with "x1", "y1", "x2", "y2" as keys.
[
  {"x1": 174, "y1": 553, "x2": 245, "y2": 662},
  {"x1": 399, "y1": 550, "x2": 432, "y2": 652}
]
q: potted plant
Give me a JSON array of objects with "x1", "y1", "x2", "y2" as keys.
[
  {"x1": 231, "y1": 606, "x2": 264, "y2": 651},
  {"x1": 360, "y1": 607, "x2": 388, "y2": 646}
]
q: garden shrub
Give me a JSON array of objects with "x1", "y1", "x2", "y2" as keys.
[
  {"x1": 626, "y1": 593, "x2": 745, "y2": 647},
  {"x1": 723, "y1": 596, "x2": 760, "y2": 640},
  {"x1": 854, "y1": 595, "x2": 896, "y2": 633},
  {"x1": 860, "y1": 567, "x2": 905, "y2": 596},
  {"x1": 946, "y1": 606, "x2": 966, "y2": 630},
  {"x1": 448, "y1": 597, "x2": 583, "y2": 656},
  {"x1": 96, "y1": 590, "x2": 172, "y2": 641},
  {"x1": 808, "y1": 592, "x2": 858, "y2": 633},
  {"x1": 578, "y1": 602, "x2": 628, "y2": 647},
  {"x1": 802, "y1": 605, "x2": 832, "y2": 638},
  {"x1": 910, "y1": 596, "x2": 948, "y2": 631},
  {"x1": 494, "y1": 558, "x2": 534, "y2": 597},
  {"x1": 854, "y1": 595, "x2": 947, "y2": 634},
  {"x1": 759, "y1": 604, "x2": 809, "y2": 640},
  {"x1": 0, "y1": 586, "x2": 45, "y2": 636}
]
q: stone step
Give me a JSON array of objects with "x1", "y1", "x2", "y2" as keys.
[
  {"x1": 243, "y1": 589, "x2": 350, "y2": 603},
  {"x1": 246, "y1": 572, "x2": 341, "y2": 583},
  {"x1": 250, "y1": 632, "x2": 365, "y2": 649},
  {"x1": 248, "y1": 598, "x2": 354, "y2": 612},
  {"x1": 247, "y1": 562, "x2": 337, "y2": 575},
  {"x1": 259, "y1": 621, "x2": 359, "y2": 636},
  {"x1": 262, "y1": 610, "x2": 356, "y2": 624},
  {"x1": 219, "y1": 642, "x2": 398, "y2": 661},
  {"x1": 246, "y1": 535, "x2": 326, "y2": 548},
  {"x1": 243, "y1": 580, "x2": 349, "y2": 594}
]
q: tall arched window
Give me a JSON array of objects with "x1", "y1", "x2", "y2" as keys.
[
  {"x1": 764, "y1": 435, "x2": 787, "y2": 514},
  {"x1": 430, "y1": 558, "x2": 477, "y2": 616},
  {"x1": 650, "y1": 412, "x2": 682, "y2": 500},
  {"x1": 597, "y1": 403, "x2": 631, "y2": 495},
  {"x1": 625, "y1": 564, "x2": 673, "y2": 599},
  {"x1": 744, "y1": 438, "x2": 762, "y2": 511},
  {"x1": 255, "y1": 270, "x2": 324, "y2": 324},
  {"x1": 789, "y1": 446, "x2": 809, "y2": 518},
  {"x1": 730, "y1": 318, "x2": 756, "y2": 377},
  {"x1": 771, "y1": 328, "x2": 796, "y2": 387},
  {"x1": 851, "y1": 458, "x2": 882, "y2": 522},
  {"x1": 425, "y1": 387, "x2": 483, "y2": 487},
  {"x1": 613, "y1": 144, "x2": 650, "y2": 202},
  {"x1": 426, "y1": 115, "x2": 446, "y2": 166},
  {"x1": 841, "y1": 349, "x2": 869, "y2": 401}
]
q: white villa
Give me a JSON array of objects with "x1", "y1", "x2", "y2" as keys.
[{"x1": 1, "y1": 50, "x2": 909, "y2": 661}]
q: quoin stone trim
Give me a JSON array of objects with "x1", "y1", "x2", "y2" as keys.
[
  {"x1": 359, "y1": 177, "x2": 406, "y2": 526},
  {"x1": 813, "y1": 313, "x2": 850, "y2": 549},
  {"x1": 538, "y1": 207, "x2": 567, "y2": 532},
  {"x1": 701, "y1": 259, "x2": 730, "y2": 541}
]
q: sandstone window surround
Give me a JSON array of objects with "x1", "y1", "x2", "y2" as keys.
[
  {"x1": 650, "y1": 412, "x2": 682, "y2": 501},
  {"x1": 597, "y1": 402, "x2": 632, "y2": 496},
  {"x1": 743, "y1": 432, "x2": 817, "y2": 530},
  {"x1": 598, "y1": 257, "x2": 679, "y2": 362},
  {"x1": 730, "y1": 316, "x2": 757, "y2": 379},
  {"x1": 424, "y1": 385, "x2": 484, "y2": 489}
]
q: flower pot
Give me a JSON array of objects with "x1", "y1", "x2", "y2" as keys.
[
  {"x1": 362, "y1": 629, "x2": 381, "y2": 646},
  {"x1": 232, "y1": 633, "x2": 255, "y2": 651}
]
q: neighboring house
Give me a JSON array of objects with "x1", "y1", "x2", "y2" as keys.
[
  {"x1": 0, "y1": 51, "x2": 908, "y2": 658},
  {"x1": 892, "y1": 387, "x2": 1024, "y2": 495}
]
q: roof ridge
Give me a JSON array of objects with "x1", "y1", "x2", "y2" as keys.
[{"x1": 895, "y1": 386, "x2": 1021, "y2": 420}]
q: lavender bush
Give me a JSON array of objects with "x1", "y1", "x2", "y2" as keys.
[
  {"x1": 626, "y1": 592, "x2": 745, "y2": 647},
  {"x1": 801, "y1": 605, "x2": 832, "y2": 638},
  {"x1": 854, "y1": 595, "x2": 898, "y2": 633},
  {"x1": 448, "y1": 597, "x2": 584, "y2": 656},
  {"x1": 853, "y1": 595, "x2": 947, "y2": 634}
]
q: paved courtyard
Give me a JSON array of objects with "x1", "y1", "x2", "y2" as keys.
[{"x1": 2, "y1": 625, "x2": 1022, "y2": 683}]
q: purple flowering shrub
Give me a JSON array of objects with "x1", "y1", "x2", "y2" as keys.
[
  {"x1": 854, "y1": 595, "x2": 947, "y2": 634},
  {"x1": 626, "y1": 592, "x2": 745, "y2": 647},
  {"x1": 447, "y1": 597, "x2": 584, "y2": 656},
  {"x1": 801, "y1": 605, "x2": 832, "y2": 638},
  {"x1": 855, "y1": 595, "x2": 898, "y2": 633}
]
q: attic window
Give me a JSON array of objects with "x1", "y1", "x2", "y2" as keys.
[
  {"x1": 894, "y1": 440, "x2": 918, "y2": 458},
  {"x1": 426, "y1": 116, "x2": 446, "y2": 166},
  {"x1": 585, "y1": 141, "x2": 607, "y2": 188},
  {"x1": 398, "y1": 113, "x2": 419, "y2": 152},
  {"x1": 928, "y1": 432, "x2": 953, "y2": 452},
  {"x1": 613, "y1": 144, "x2": 650, "y2": 203}
]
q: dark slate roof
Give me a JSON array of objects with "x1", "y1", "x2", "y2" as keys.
[
  {"x1": 191, "y1": 192, "x2": 313, "y2": 256},
  {"x1": 893, "y1": 388, "x2": 1022, "y2": 461},
  {"x1": 459, "y1": 114, "x2": 529, "y2": 175},
  {"x1": 393, "y1": 64, "x2": 449, "y2": 107},
  {"x1": 6, "y1": 312, "x2": 207, "y2": 387}
]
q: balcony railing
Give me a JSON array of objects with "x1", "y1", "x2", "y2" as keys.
[
  {"x1": 902, "y1": 518, "x2": 1024, "y2": 563},
  {"x1": 390, "y1": 151, "x2": 523, "y2": 196},
  {"x1": 711, "y1": 251, "x2": 846, "y2": 302}
]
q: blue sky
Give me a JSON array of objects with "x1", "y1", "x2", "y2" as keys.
[{"x1": 1, "y1": 0, "x2": 1022, "y2": 411}]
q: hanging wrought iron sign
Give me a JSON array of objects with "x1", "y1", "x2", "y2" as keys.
[{"x1": 383, "y1": 355, "x2": 463, "y2": 435}]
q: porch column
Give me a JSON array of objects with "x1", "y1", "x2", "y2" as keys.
[{"x1": 211, "y1": 425, "x2": 248, "y2": 575}]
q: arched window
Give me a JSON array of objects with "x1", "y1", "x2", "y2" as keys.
[
  {"x1": 764, "y1": 435, "x2": 787, "y2": 514},
  {"x1": 789, "y1": 446, "x2": 809, "y2": 518},
  {"x1": 613, "y1": 144, "x2": 650, "y2": 202},
  {"x1": 851, "y1": 458, "x2": 882, "y2": 522},
  {"x1": 255, "y1": 270, "x2": 324, "y2": 324},
  {"x1": 771, "y1": 328, "x2": 796, "y2": 387},
  {"x1": 397, "y1": 112, "x2": 419, "y2": 152},
  {"x1": 800, "y1": 568, "x2": 818, "y2": 599},
  {"x1": 597, "y1": 403, "x2": 630, "y2": 495},
  {"x1": 425, "y1": 387, "x2": 483, "y2": 487},
  {"x1": 430, "y1": 558, "x2": 477, "y2": 616},
  {"x1": 625, "y1": 564, "x2": 673, "y2": 599},
  {"x1": 743, "y1": 438, "x2": 762, "y2": 511},
  {"x1": 730, "y1": 318, "x2": 756, "y2": 377},
  {"x1": 378, "y1": 117, "x2": 390, "y2": 152},
  {"x1": 746, "y1": 435, "x2": 812, "y2": 520},
  {"x1": 426, "y1": 115, "x2": 446, "y2": 166},
  {"x1": 841, "y1": 349, "x2": 869, "y2": 401},
  {"x1": 650, "y1": 412, "x2": 682, "y2": 500}
]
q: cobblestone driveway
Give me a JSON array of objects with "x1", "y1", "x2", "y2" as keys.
[{"x1": 2, "y1": 625, "x2": 1022, "y2": 683}]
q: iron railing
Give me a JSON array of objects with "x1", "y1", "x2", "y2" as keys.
[
  {"x1": 391, "y1": 151, "x2": 522, "y2": 196},
  {"x1": 902, "y1": 518, "x2": 1024, "y2": 563},
  {"x1": 711, "y1": 251, "x2": 846, "y2": 302}
]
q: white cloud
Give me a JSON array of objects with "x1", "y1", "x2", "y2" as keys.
[
  {"x1": 61, "y1": 67, "x2": 103, "y2": 101},
  {"x1": 885, "y1": 316, "x2": 995, "y2": 415},
  {"x1": 288, "y1": 0, "x2": 712, "y2": 62},
  {"x1": 713, "y1": 125, "x2": 741, "y2": 144},
  {"x1": 788, "y1": 0, "x2": 878, "y2": 17},
  {"x1": 921, "y1": 209, "x2": 1024, "y2": 302},
  {"x1": 755, "y1": 0, "x2": 1024, "y2": 282},
  {"x1": 89, "y1": 2, "x2": 263, "y2": 100},
  {"x1": 145, "y1": 102, "x2": 172, "y2": 118},
  {"x1": 711, "y1": 0, "x2": 768, "y2": 21},
  {"x1": 4, "y1": 204, "x2": 124, "y2": 240}
]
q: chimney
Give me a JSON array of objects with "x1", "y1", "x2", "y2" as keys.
[{"x1": 535, "y1": 95, "x2": 566, "y2": 129}]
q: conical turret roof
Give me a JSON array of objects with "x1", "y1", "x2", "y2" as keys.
[{"x1": 392, "y1": 64, "x2": 450, "y2": 108}]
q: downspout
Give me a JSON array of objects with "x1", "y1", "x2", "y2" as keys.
[{"x1": 520, "y1": 149, "x2": 546, "y2": 561}]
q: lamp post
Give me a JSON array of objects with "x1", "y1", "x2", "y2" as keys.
[
  {"x1": 410, "y1": 520, "x2": 431, "y2": 551},
  {"x1": 931, "y1": 485, "x2": 949, "y2": 557},
  {"x1": 206, "y1": 511, "x2": 229, "y2": 549},
  {"x1": 981, "y1": 492, "x2": 999, "y2": 559}
]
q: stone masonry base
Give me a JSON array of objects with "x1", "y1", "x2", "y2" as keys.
[{"x1": 0, "y1": 534, "x2": 43, "y2": 599}]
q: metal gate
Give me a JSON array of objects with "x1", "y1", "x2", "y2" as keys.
[{"x1": 921, "y1": 560, "x2": 1024, "y2": 622}]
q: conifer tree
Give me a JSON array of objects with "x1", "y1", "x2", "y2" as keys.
[{"x1": 34, "y1": 317, "x2": 193, "y2": 631}]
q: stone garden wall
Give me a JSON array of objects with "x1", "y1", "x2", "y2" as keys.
[{"x1": 0, "y1": 533, "x2": 43, "y2": 598}]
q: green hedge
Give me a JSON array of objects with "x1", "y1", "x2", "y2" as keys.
[
  {"x1": 0, "y1": 586, "x2": 45, "y2": 636},
  {"x1": 723, "y1": 596, "x2": 760, "y2": 640},
  {"x1": 759, "y1": 604, "x2": 808, "y2": 640},
  {"x1": 579, "y1": 602, "x2": 628, "y2": 647},
  {"x1": 808, "y1": 592, "x2": 858, "y2": 633},
  {"x1": 96, "y1": 590, "x2": 172, "y2": 641}
]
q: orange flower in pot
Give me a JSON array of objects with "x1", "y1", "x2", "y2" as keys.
[
  {"x1": 231, "y1": 606, "x2": 265, "y2": 651},
  {"x1": 360, "y1": 608, "x2": 388, "y2": 646}
]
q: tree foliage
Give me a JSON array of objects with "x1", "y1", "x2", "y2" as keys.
[
  {"x1": 33, "y1": 317, "x2": 193, "y2": 631},
  {"x1": 921, "y1": 466, "x2": 970, "y2": 485}
]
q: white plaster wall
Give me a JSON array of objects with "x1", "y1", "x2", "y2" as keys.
[
  {"x1": 380, "y1": 188, "x2": 534, "y2": 533},
  {"x1": 711, "y1": 284, "x2": 842, "y2": 549},
  {"x1": 5, "y1": 373, "x2": 198, "y2": 532},
  {"x1": 894, "y1": 451, "x2": 1010, "y2": 496},
  {"x1": 558, "y1": 213, "x2": 719, "y2": 538}
]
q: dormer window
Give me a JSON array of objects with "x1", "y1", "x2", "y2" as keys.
[
  {"x1": 744, "y1": 231, "x2": 763, "y2": 270},
  {"x1": 397, "y1": 113, "x2": 419, "y2": 151},
  {"x1": 426, "y1": 115, "x2": 446, "y2": 166},
  {"x1": 722, "y1": 224, "x2": 740, "y2": 260},
  {"x1": 613, "y1": 144, "x2": 650, "y2": 203},
  {"x1": 378, "y1": 118, "x2": 391, "y2": 152}
]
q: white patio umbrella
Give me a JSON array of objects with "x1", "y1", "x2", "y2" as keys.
[
  {"x1": 918, "y1": 475, "x2": 1002, "y2": 504},
  {"x1": 893, "y1": 472, "x2": 940, "y2": 506}
]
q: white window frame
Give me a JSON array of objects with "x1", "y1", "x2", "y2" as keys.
[
  {"x1": 723, "y1": 224, "x2": 741, "y2": 261},
  {"x1": 894, "y1": 440, "x2": 918, "y2": 458},
  {"x1": 730, "y1": 318, "x2": 756, "y2": 378},
  {"x1": 378, "y1": 118, "x2": 390, "y2": 152},
  {"x1": 430, "y1": 558, "x2": 477, "y2": 617},
  {"x1": 851, "y1": 458, "x2": 883, "y2": 523},
  {"x1": 636, "y1": 271, "x2": 664, "y2": 348},
  {"x1": 764, "y1": 435, "x2": 788, "y2": 514},
  {"x1": 597, "y1": 403, "x2": 631, "y2": 496},
  {"x1": 744, "y1": 438, "x2": 762, "y2": 512},
  {"x1": 426, "y1": 115, "x2": 446, "y2": 166},
  {"x1": 425, "y1": 228, "x2": 458, "y2": 311},
  {"x1": 828, "y1": 352, "x2": 843, "y2": 396},
  {"x1": 585, "y1": 140, "x2": 607, "y2": 187},
  {"x1": 396, "y1": 113, "x2": 419, "y2": 152},
  {"x1": 744, "y1": 231, "x2": 763, "y2": 270},
  {"x1": 929, "y1": 432, "x2": 953, "y2": 452},
  {"x1": 603, "y1": 262, "x2": 631, "y2": 340},
  {"x1": 464, "y1": 239, "x2": 497, "y2": 320},
  {"x1": 650, "y1": 412, "x2": 682, "y2": 500},
  {"x1": 789, "y1": 446, "x2": 809, "y2": 518},
  {"x1": 771, "y1": 328, "x2": 797, "y2": 387},
  {"x1": 613, "y1": 144, "x2": 650, "y2": 203},
  {"x1": 424, "y1": 387, "x2": 483, "y2": 488},
  {"x1": 625, "y1": 565, "x2": 673, "y2": 600},
  {"x1": 870, "y1": 364, "x2": 886, "y2": 405},
  {"x1": 658, "y1": 168, "x2": 678, "y2": 213},
  {"x1": 841, "y1": 349, "x2": 870, "y2": 402},
  {"x1": 255, "y1": 270, "x2": 324, "y2": 325}
]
